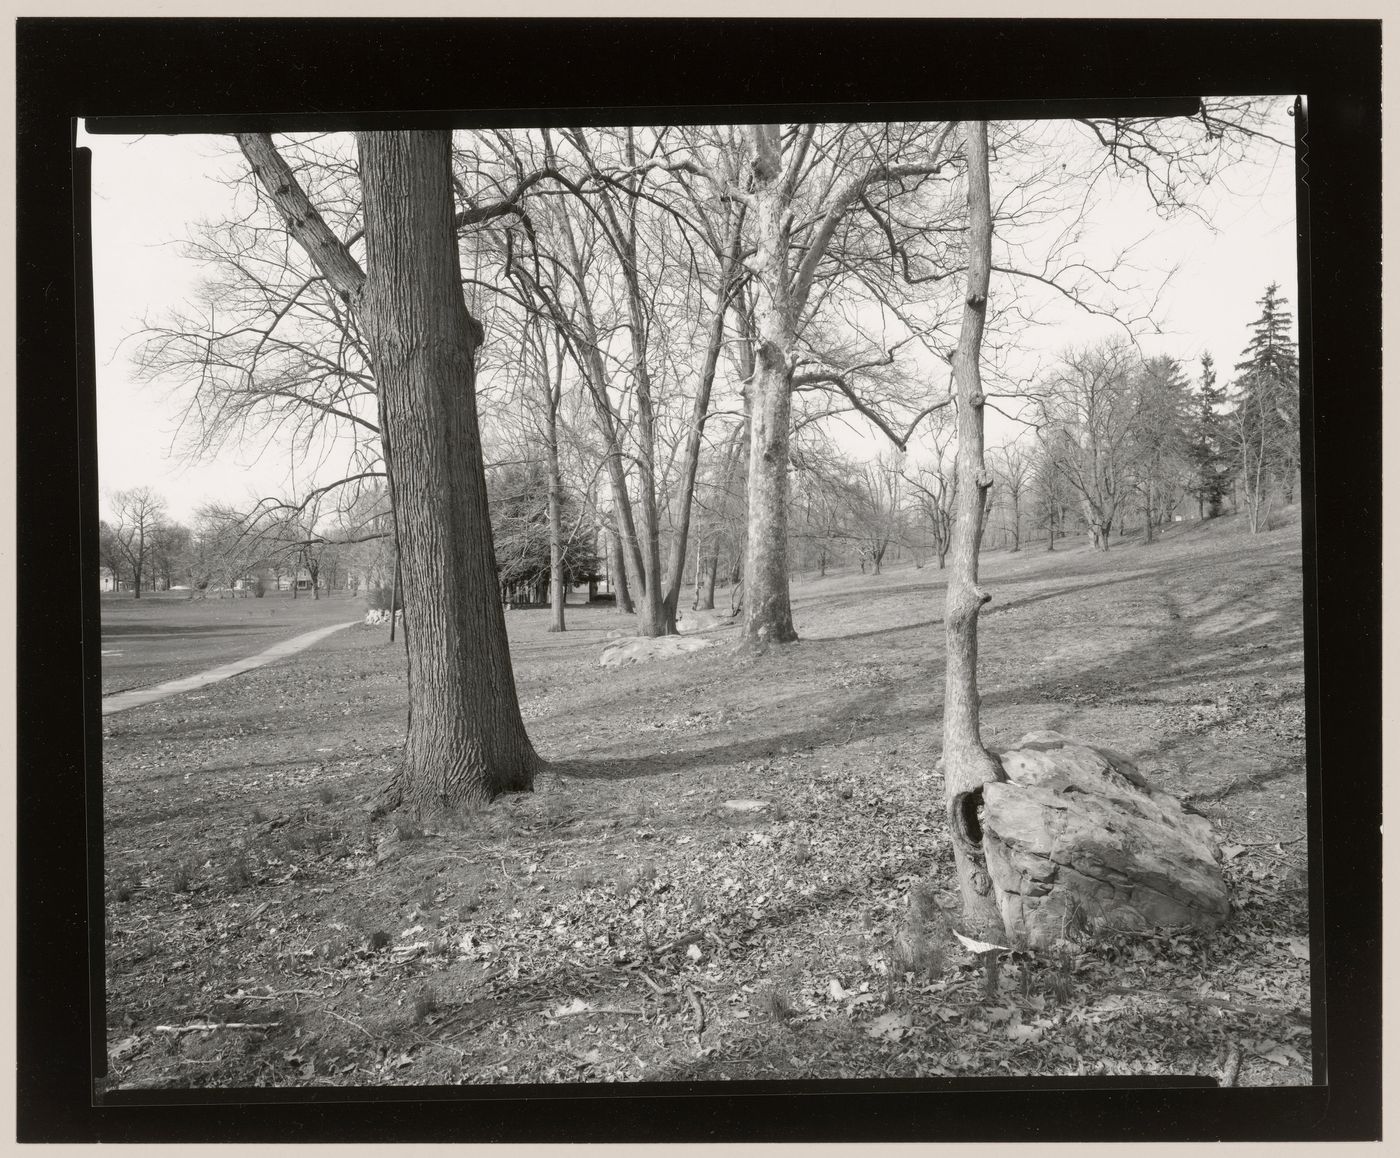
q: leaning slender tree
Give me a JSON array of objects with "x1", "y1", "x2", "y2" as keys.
[
  {"x1": 236, "y1": 130, "x2": 540, "y2": 815},
  {"x1": 940, "y1": 121, "x2": 1007, "y2": 942}
]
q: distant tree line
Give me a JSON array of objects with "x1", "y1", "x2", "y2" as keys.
[{"x1": 775, "y1": 283, "x2": 1299, "y2": 569}]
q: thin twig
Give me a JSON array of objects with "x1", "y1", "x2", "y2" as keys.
[
  {"x1": 153, "y1": 1022, "x2": 278, "y2": 1034},
  {"x1": 638, "y1": 971, "x2": 670, "y2": 996},
  {"x1": 322, "y1": 1008, "x2": 379, "y2": 1041}
]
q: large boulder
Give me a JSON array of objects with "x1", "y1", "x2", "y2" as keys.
[
  {"x1": 980, "y1": 730, "x2": 1229, "y2": 948},
  {"x1": 676, "y1": 608, "x2": 740, "y2": 635},
  {"x1": 599, "y1": 634, "x2": 718, "y2": 668}
]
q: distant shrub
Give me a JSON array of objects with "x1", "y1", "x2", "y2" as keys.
[{"x1": 367, "y1": 584, "x2": 403, "y2": 613}]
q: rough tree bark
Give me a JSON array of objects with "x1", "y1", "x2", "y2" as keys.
[
  {"x1": 695, "y1": 552, "x2": 718, "y2": 610},
  {"x1": 237, "y1": 130, "x2": 540, "y2": 815},
  {"x1": 940, "y1": 122, "x2": 1008, "y2": 943},
  {"x1": 545, "y1": 418, "x2": 566, "y2": 633},
  {"x1": 609, "y1": 531, "x2": 634, "y2": 613}
]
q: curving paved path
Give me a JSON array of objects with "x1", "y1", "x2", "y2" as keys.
[{"x1": 102, "y1": 621, "x2": 360, "y2": 715}]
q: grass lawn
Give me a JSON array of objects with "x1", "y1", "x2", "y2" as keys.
[
  {"x1": 100, "y1": 590, "x2": 362, "y2": 696},
  {"x1": 100, "y1": 513, "x2": 1312, "y2": 1090}
]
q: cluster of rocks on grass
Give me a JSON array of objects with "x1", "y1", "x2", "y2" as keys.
[
  {"x1": 363, "y1": 608, "x2": 403, "y2": 627},
  {"x1": 979, "y1": 730, "x2": 1230, "y2": 948}
]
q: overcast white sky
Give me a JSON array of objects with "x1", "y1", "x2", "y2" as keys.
[{"x1": 83, "y1": 112, "x2": 1298, "y2": 523}]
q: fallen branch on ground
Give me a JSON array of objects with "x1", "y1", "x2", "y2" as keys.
[{"x1": 551, "y1": 1006, "x2": 647, "y2": 1018}]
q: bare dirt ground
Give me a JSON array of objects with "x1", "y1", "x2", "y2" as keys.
[{"x1": 100, "y1": 513, "x2": 1311, "y2": 1091}]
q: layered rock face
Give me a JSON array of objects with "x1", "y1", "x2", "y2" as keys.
[{"x1": 980, "y1": 731, "x2": 1229, "y2": 948}]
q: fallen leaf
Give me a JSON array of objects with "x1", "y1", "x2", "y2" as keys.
[
  {"x1": 828, "y1": 978, "x2": 849, "y2": 1001},
  {"x1": 867, "y1": 1011, "x2": 912, "y2": 1042},
  {"x1": 686, "y1": 942, "x2": 703, "y2": 962},
  {"x1": 953, "y1": 930, "x2": 1009, "y2": 954},
  {"x1": 1257, "y1": 1041, "x2": 1305, "y2": 1066}
]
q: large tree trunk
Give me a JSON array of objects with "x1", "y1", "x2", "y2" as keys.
[
  {"x1": 695, "y1": 550, "x2": 718, "y2": 610},
  {"x1": 351, "y1": 131, "x2": 540, "y2": 813},
  {"x1": 941, "y1": 122, "x2": 1007, "y2": 944},
  {"x1": 741, "y1": 127, "x2": 800, "y2": 646},
  {"x1": 238, "y1": 130, "x2": 539, "y2": 814}
]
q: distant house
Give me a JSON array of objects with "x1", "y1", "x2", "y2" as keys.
[
  {"x1": 99, "y1": 567, "x2": 118, "y2": 592},
  {"x1": 274, "y1": 569, "x2": 314, "y2": 592}
]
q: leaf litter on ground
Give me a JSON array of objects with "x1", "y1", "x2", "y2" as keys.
[{"x1": 101, "y1": 519, "x2": 1312, "y2": 1089}]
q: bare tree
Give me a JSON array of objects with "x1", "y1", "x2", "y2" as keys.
[
  {"x1": 1036, "y1": 341, "x2": 1141, "y2": 551},
  {"x1": 939, "y1": 121, "x2": 1005, "y2": 945},
  {"x1": 904, "y1": 426, "x2": 958, "y2": 570},
  {"x1": 737, "y1": 121, "x2": 960, "y2": 646},
  {"x1": 236, "y1": 129, "x2": 540, "y2": 814},
  {"x1": 789, "y1": 440, "x2": 861, "y2": 578},
  {"x1": 1129, "y1": 355, "x2": 1193, "y2": 542},
  {"x1": 852, "y1": 452, "x2": 906, "y2": 575},
  {"x1": 989, "y1": 441, "x2": 1033, "y2": 552},
  {"x1": 107, "y1": 487, "x2": 167, "y2": 599},
  {"x1": 489, "y1": 126, "x2": 746, "y2": 637},
  {"x1": 1030, "y1": 430, "x2": 1076, "y2": 551}
]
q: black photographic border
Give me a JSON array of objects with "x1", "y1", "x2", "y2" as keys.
[{"x1": 15, "y1": 16, "x2": 1382, "y2": 1144}]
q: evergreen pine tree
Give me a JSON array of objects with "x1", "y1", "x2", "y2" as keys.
[
  {"x1": 1187, "y1": 352, "x2": 1231, "y2": 518},
  {"x1": 1229, "y1": 283, "x2": 1300, "y2": 530}
]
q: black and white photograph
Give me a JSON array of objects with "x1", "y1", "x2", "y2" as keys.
[
  {"x1": 90, "y1": 104, "x2": 1316, "y2": 1089},
  {"x1": 14, "y1": 15, "x2": 1382, "y2": 1146}
]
